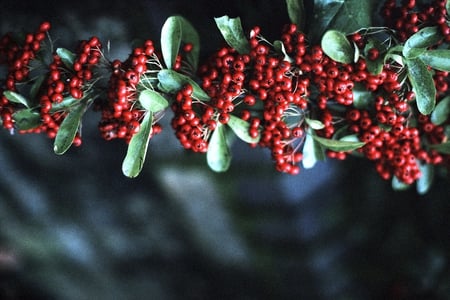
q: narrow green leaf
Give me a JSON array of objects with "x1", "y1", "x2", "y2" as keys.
[
  {"x1": 54, "y1": 102, "x2": 87, "y2": 155},
  {"x1": 157, "y1": 69, "x2": 210, "y2": 101},
  {"x1": 403, "y1": 26, "x2": 442, "y2": 59},
  {"x1": 56, "y1": 48, "x2": 76, "y2": 69},
  {"x1": 429, "y1": 141, "x2": 450, "y2": 154},
  {"x1": 419, "y1": 49, "x2": 450, "y2": 72},
  {"x1": 417, "y1": 162, "x2": 434, "y2": 195},
  {"x1": 406, "y1": 58, "x2": 436, "y2": 115},
  {"x1": 312, "y1": 134, "x2": 365, "y2": 152},
  {"x1": 305, "y1": 118, "x2": 325, "y2": 130},
  {"x1": 273, "y1": 40, "x2": 293, "y2": 62},
  {"x1": 49, "y1": 96, "x2": 80, "y2": 113},
  {"x1": 285, "y1": 0, "x2": 305, "y2": 30},
  {"x1": 207, "y1": 124, "x2": 231, "y2": 172},
  {"x1": 178, "y1": 16, "x2": 200, "y2": 71},
  {"x1": 321, "y1": 30, "x2": 354, "y2": 64},
  {"x1": 122, "y1": 112, "x2": 153, "y2": 178},
  {"x1": 30, "y1": 74, "x2": 46, "y2": 100},
  {"x1": 431, "y1": 95, "x2": 450, "y2": 125},
  {"x1": 214, "y1": 16, "x2": 250, "y2": 54},
  {"x1": 12, "y1": 109, "x2": 41, "y2": 130},
  {"x1": 302, "y1": 129, "x2": 325, "y2": 169},
  {"x1": 227, "y1": 114, "x2": 260, "y2": 143},
  {"x1": 160, "y1": 16, "x2": 182, "y2": 69},
  {"x1": 392, "y1": 176, "x2": 411, "y2": 191},
  {"x1": 3, "y1": 91, "x2": 30, "y2": 107},
  {"x1": 138, "y1": 90, "x2": 169, "y2": 112}
]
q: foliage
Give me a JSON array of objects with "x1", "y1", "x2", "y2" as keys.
[{"x1": 1, "y1": 0, "x2": 450, "y2": 194}]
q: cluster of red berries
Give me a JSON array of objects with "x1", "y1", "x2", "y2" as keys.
[
  {"x1": 382, "y1": 0, "x2": 450, "y2": 42},
  {"x1": 0, "y1": 21, "x2": 51, "y2": 130},
  {"x1": 0, "y1": 0, "x2": 449, "y2": 186}
]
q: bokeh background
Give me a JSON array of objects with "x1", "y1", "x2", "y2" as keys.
[{"x1": 1, "y1": 0, "x2": 450, "y2": 299}]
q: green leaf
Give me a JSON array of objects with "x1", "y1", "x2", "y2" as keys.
[
  {"x1": 307, "y1": 0, "x2": 344, "y2": 43},
  {"x1": 302, "y1": 129, "x2": 325, "y2": 169},
  {"x1": 285, "y1": 0, "x2": 305, "y2": 30},
  {"x1": 431, "y1": 95, "x2": 450, "y2": 125},
  {"x1": 12, "y1": 109, "x2": 41, "y2": 130},
  {"x1": 418, "y1": 49, "x2": 450, "y2": 72},
  {"x1": 3, "y1": 91, "x2": 30, "y2": 107},
  {"x1": 312, "y1": 134, "x2": 365, "y2": 152},
  {"x1": 321, "y1": 30, "x2": 354, "y2": 64},
  {"x1": 227, "y1": 114, "x2": 260, "y2": 143},
  {"x1": 49, "y1": 96, "x2": 80, "y2": 113},
  {"x1": 392, "y1": 176, "x2": 411, "y2": 191},
  {"x1": 30, "y1": 74, "x2": 46, "y2": 100},
  {"x1": 138, "y1": 90, "x2": 169, "y2": 112},
  {"x1": 417, "y1": 162, "x2": 434, "y2": 195},
  {"x1": 207, "y1": 124, "x2": 231, "y2": 172},
  {"x1": 406, "y1": 58, "x2": 436, "y2": 115},
  {"x1": 429, "y1": 141, "x2": 450, "y2": 154},
  {"x1": 214, "y1": 15, "x2": 250, "y2": 54},
  {"x1": 352, "y1": 83, "x2": 374, "y2": 109},
  {"x1": 56, "y1": 48, "x2": 76, "y2": 69},
  {"x1": 160, "y1": 16, "x2": 182, "y2": 69},
  {"x1": 305, "y1": 118, "x2": 325, "y2": 130},
  {"x1": 273, "y1": 40, "x2": 293, "y2": 62},
  {"x1": 122, "y1": 112, "x2": 153, "y2": 178},
  {"x1": 54, "y1": 102, "x2": 87, "y2": 155},
  {"x1": 403, "y1": 26, "x2": 442, "y2": 59},
  {"x1": 157, "y1": 69, "x2": 210, "y2": 101},
  {"x1": 364, "y1": 39, "x2": 385, "y2": 75}
]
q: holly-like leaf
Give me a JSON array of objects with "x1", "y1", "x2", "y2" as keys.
[
  {"x1": 227, "y1": 114, "x2": 260, "y2": 143},
  {"x1": 54, "y1": 101, "x2": 88, "y2": 155},
  {"x1": 214, "y1": 15, "x2": 250, "y2": 54},
  {"x1": 431, "y1": 95, "x2": 450, "y2": 125},
  {"x1": 403, "y1": 26, "x2": 442, "y2": 59},
  {"x1": 321, "y1": 30, "x2": 354, "y2": 64},
  {"x1": 3, "y1": 91, "x2": 30, "y2": 107},
  {"x1": 417, "y1": 162, "x2": 434, "y2": 195},
  {"x1": 160, "y1": 16, "x2": 182, "y2": 69},
  {"x1": 56, "y1": 47, "x2": 76, "y2": 69},
  {"x1": 285, "y1": 0, "x2": 305, "y2": 30},
  {"x1": 138, "y1": 89, "x2": 169, "y2": 112},
  {"x1": 418, "y1": 49, "x2": 450, "y2": 72},
  {"x1": 302, "y1": 129, "x2": 325, "y2": 169},
  {"x1": 12, "y1": 109, "x2": 41, "y2": 130},
  {"x1": 406, "y1": 58, "x2": 436, "y2": 115},
  {"x1": 157, "y1": 69, "x2": 210, "y2": 101},
  {"x1": 312, "y1": 134, "x2": 365, "y2": 152},
  {"x1": 122, "y1": 112, "x2": 153, "y2": 178},
  {"x1": 207, "y1": 124, "x2": 231, "y2": 172}
]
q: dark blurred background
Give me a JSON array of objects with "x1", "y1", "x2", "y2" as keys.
[{"x1": 1, "y1": 0, "x2": 450, "y2": 299}]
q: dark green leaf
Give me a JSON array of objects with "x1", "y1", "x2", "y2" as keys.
[
  {"x1": 138, "y1": 90, "x2": 169, "y2": 112},
  {"x1": 285, "y1": 0, "x2": 305, "y2": 30},
  {"x1": 418, "y1": 49, "x2": 450, "y2": 72},
  {"x1": 207, "y1": 124, "x2": 231, "y2": 172},
  {"x1": 49, "y1": 96, "x2": 80, "y2": 113},
  {"x1": 431, "y1": 95, "x2": 450, "y2": 125},
  {"x1": 302, "y1": 129, "x2": 325, "y2": 169},
  {"x1": 406, "y1": 58, "x2": 436, "y2": 115},
  {"x1": 321, "y1": 30, "x2": 354, "y2": 64},
  {"x1": 352, "y1": 83, "x2": 374, "y2": 109},
  {"x1": 178, "y1": 16, "x2": 200, "y2": 71},
  {"x1": 227, "y1": 114, "x2": 260, "y2": 143},
  {"x1": 56, "y1": 48, "x2": 76, "y2": 69},
  {"x1": 307, "y1": 0, "x2": 344, "y2": 43},
  {"x1": 214, "y1": 15, "x2": 250, "y2": 54},
  {"x1": 403, "y1": 26, "x2": 442, "y2": 59},
  {"x1": 30, "y1": 74, "x2": 46, "y2": 100},
  {"x1": 160, "y1": 16, "x2": 182, "y2": 69},
  {"x1": 54, "y1": 102, "x2": 87, "y2": 155},
  {"x1": 12, "y1": 109, "x2": 41, "y2": 130},
  {"x1": 417, "y1": 162, "x2": 434, "y2": 195},
  {"x1": 157, "y1": 69, "x2": 210, "y2": 101},
  {"x1": 429, "y1": 141, "x2": 450, "y2": 154},
  {"x1": 3, "y1": 91, "x2": 30, "y2": 107},
  {"x1": 122, "y1": 112, "x2": 153, "y2": 178},
  {"x1": 312, "y1": 134, "x2": 365, "y2": 151},
  {"x1": 364, "y1": 39, "x2": 385, "y2": 75},
  {"x1": 273, "y1": 40, "x2": 293, "y2": 62}
]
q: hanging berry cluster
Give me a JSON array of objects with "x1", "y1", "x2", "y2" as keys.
[{"x1": 1, "y1": 0, "x2": 450, "y2": 193}]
